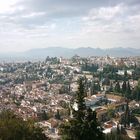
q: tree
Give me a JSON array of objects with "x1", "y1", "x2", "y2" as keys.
[
  {"x1": 102, "y1": 77, "x2": 110, "y2": 86},
  {"x1": 105, "y1": 131, "x2": 130, "y2": 140},
  {"x1": 133, "y1": 79, "x2": 140, "y2": 101},
  {"x1": 136, "y1": 131, "x2": 140, "y2": 140},
  {"x1": 135, "y1": 86, "x2": 140, "y2": 101},
  {"x1": 122, "y1": 81, "x2": 127, "y2": 95},
  {"x1": 93, "y1": 82, "x2": 101, "y2": 92},
  {"x1": 115, "y1": 81, "x2": 121, "y2": 93},
  {"x1": 125, "y1": 81, "x2": 132, "y2": 99},
  {"x1": 55, "y1": 109, "x2": 61, "y2": 120},
  {"x1": 0, "y1": 110, "x2": 48, "y2": 140},
  {"x1": 124, "y1": 101, "x2": 130, "y2": 127},
  {"x1": 90, "y1": 81, "x2": 96, "y2": 95},
  {"x1": 59, "y1": 78, "x2": 104, "y2": 140},
  {"x1": 107, "y1": 108, "x2": 114, "y2": 119},
  {"x1": 42, "y1": 110, "x2": 48, "y2": 120},
  {"x1": 74, "y1": 78, "x2": 86, "y2": 120},
  {"x1": 124, "y1": 70, "x2": 127, "y2": 80},
  {"x1": 109, "y1": 82, "x2": 113, "y2": 92}
]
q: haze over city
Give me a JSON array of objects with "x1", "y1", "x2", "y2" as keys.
[
  {"x1": 1, "y1": 1, "x2": 140, "y2": 140},
  {"x1": 0, "y1": 0, "x2": 140, "y2": 53}
]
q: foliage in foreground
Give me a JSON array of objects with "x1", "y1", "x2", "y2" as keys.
[
  {"x1": 59, "y1": 78, "x2": 134, "y2": 140},
  {"x1": 59, "y1": 78, "x2": 104, "y2": 140},
  {"x1": 0, "y1": 110, "x2": 48, "y2": 140},
  {"x1": 105, "y1": 132, "x2": 131, "y2": 140}
]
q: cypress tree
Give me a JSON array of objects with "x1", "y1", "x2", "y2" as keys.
[
  {"x1": 122, "y1": 81, "x2": 127, "y2": 95},
  {"x1": 74, "y1": 78, "x2": 86, "y2": 120},
  {"x1": 59, "y1": 78, "x2": 104, "y2": 140},
  {"x1": 124, "y1": 101, "x2": 130, "y2": 127},
  {"x1": 126, "y1": 81, "x2": 131, "y2": 99},
  {"x1": 115, "y1": 81, "x2": 121, "y2": 93}
]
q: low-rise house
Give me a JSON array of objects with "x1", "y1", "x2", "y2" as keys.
[
  {"x1": 106, "y1": 94, "x2": 125, "y2": 103},
  {"x1": 96, "y1": 107, "x2": 108, "y2": 122}
]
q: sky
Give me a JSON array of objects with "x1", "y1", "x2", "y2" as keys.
[{"x1": 0, "y1": 0, "x2": 140, "y2": 52}]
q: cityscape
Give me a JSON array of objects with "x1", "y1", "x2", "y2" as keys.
[
  {"x1": 0, "y1": 0, "x2": 140, "y2": 140},
  {"x1": 0, "y1": 55, "x2": 140, "y2": 139}
]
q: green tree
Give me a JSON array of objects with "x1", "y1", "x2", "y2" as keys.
[
  {"x1": 136, "y1": 131, "x2": 140, "y2": 140},
  {"x1": 42, "y1": 110, "x2": 48, "y2": 120},
  {"x1": 109, "y1": 82, "x2": 113, "y2": 92},
  {"x1": 134, "y1": 79, "x2": 140, "y2": 101},
  {"x1": 124, "y1": 70, "x2": 128, "y2": 80},
  {"x1": 55, "y1": 109, "x2": 61, "y2": 120},
  {"x1": 105, "y1": 131, "x2": 130, "y2": 140},
  {"x1": 107, "y1": 108, "x2": 114, "y2": 119},
  {"x1": 126, "y1": 81, "x2": 132, "y2": 99},
  {"x1": 59, "y1": 78, "x2": 104, "y2": 140},
  {"x1": 74, "y1": 78, "x2": 86, "y2": 120},
  {"x1": 0, "y1": 110, "x2": 48, "y2": 140},
  {"x1": 90, "y1": 81, "x2": 97, "y2": 95},
  {"x1": 135, "y1": 86, "x2": 140, "y2": 101},
  {"x1": 122, "y1": 81, "x2": 127, "y2": 96},
  {"x1": 124, "y1": 101, "x2": 130, "y2": 127},
  {"x1": 115, "y1": 81, "x2": 121, "y2": 93}
]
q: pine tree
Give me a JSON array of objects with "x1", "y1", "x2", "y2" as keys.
[
  {"x1": 133, "y1": 79, "x2": 140, "y2": 101},
  {"x1": 42, "y1": 110, "x2": 48, "y2": 120},
  {"x1": 109, "y1": 82, "x2": 113, "y2": 92},
  {"x1": 55, "y1": 109, "x2": 61, "y2": 120},
  {"x1": 136, "y1": 131, "x2": 140, "y2": 140},
  {"x1": 122, "y1": 81, "x2": 126, "y2": 93},
  {"x1": 82, "y1": 108, "x2": 104, "y2": 140},
  {"x1": 124, "y1": 101, "x2": 130, "y2": 127},
  {"x1": 74, "y1": 78, "x2": 86, "y2": 121},
  {"x1": 122, "y1": 81, "x2": 127, "y2": 95},
  {"x1": 115, "y1": 81, "x2": 121, "y2": 93},
  {"x1": 59, "y1": 78, "x2": 104, "y2": 140},
  {"x1": 124, "y1": 70, "x2": 127, "y2": 79},
  {"x1": 126, "y1": 81, "x2": 131, "y2": 99}
]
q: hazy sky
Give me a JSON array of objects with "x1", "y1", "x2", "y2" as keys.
[{"x1": 0, "y1": 0, "x2": 140, "y2": 52}]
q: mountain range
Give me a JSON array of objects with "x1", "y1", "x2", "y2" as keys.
[{"x1": 0, "y1": 47, "x2": 140, "y2": 61}]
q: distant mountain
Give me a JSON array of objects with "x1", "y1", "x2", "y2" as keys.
[
  {"x1": 24, "y1": 47, "x2": 72, "y2": 58},
  {"x1": 23, "y1": 47, "x2": 140, "y2": 58},
  {"x1": 106, "y1": 47, "x2": 140, "y2": 57},
  {"x1": 0, "y1": 47, "x2": 139, "y2": 61}
]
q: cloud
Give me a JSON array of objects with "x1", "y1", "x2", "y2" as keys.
[
  {"x1": 0, "y1": 0, "x2": 140, "y2": 52},
  {"x1": 2, "y1": 0, "x2": 140, "y2": 28},
  {"x1": 21, "y1": 12, "x2": 46, "y2": 18},
  {"x1": 0, "y1": 0, "x2": 19, "y2": 14},
  {"x1": 82, "y1": 2, "x2": 140, "y2": 33},
  {"x1": 83, "y1": 4, "x2": 124, "y2": 21}
]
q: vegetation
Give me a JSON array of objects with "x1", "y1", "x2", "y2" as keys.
[
  {"x1": 59, "y1": 78, "x2": 136, "y2": 140},
  {"x1": 81, "y1": 63, "x2": 99, "y2": 72},
  {"x1": 132, "y1": 79, "x2": 140, "y2": 101},
  {"x1": 136, "y1": 131, "x2": 140, "y2": 140},
  {"x1": 59, "y1": 78, "x2": 104, "y2": 140},
  {"x1": 0, "y1": 110, "x2": 48, "y2": 140},
  {"x1": 105, "y1": 132, "x2": 130, "y2": 140}
]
